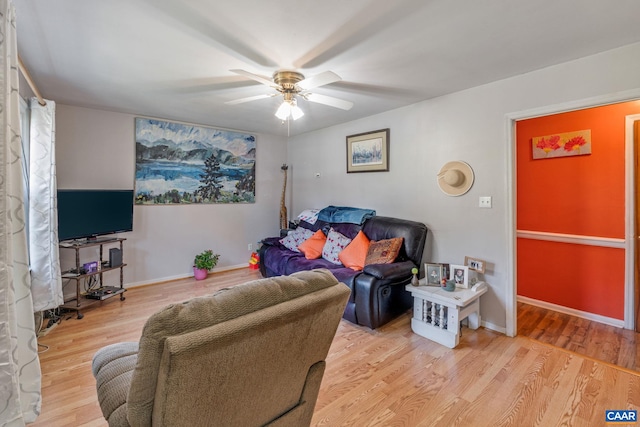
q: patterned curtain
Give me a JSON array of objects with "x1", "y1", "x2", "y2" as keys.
[
  {"x1": 0, "y1": 0, "x2": 42, "y2": 425},
  {"x1": 28, "y1": 98, "x2": 62, "y2": 312}
]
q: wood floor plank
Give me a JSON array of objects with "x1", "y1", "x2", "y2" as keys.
[
  {"x1": 29, "y1": 271, "x2": 640, "y2": 426},
  {"x1": 518, "y1": 301, "x2": 640, "y2": 372}
]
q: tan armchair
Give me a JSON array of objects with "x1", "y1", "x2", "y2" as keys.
[{"x1": 91, "y1": 269, "x2": 350, "y2": 427}]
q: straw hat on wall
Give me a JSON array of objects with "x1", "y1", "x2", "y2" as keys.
[{"x1": 437, "y1": 161, "x2": 474, "y2": 196}]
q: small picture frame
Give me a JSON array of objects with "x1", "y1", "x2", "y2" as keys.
[
  {"x1": 464, "y1": 256, "x2": 486, "y2": 273},
  {"x1": 450, "y1": 264, "x2": 469, "y2": 288},
  {"x1": 425, "y1": 263, "x2": 443, "y2": 286}
]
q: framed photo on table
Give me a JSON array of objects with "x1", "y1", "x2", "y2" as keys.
[
  {"x1": 450, "y1": 264, "x2": 469, "y2": 288},
  {"x1": 464, "y1": 256, "x2": 486, "y2": 273},
  {"x1": 425, "y1": 263, "x2": 444, "y2": 286}
]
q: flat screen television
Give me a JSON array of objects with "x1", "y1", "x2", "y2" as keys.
[{"x1": 57, "y1": 189, "x2": 134, "y2": 241}]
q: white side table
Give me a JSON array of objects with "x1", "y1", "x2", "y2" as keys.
[{"x1": 405, "y1": 279, "x2": 488, "y2": 348}]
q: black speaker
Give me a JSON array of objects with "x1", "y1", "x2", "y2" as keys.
[{"x1": 109, "y1": 248, "x2": 122, "y2": 267}]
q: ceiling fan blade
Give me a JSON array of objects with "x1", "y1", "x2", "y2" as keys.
[
  {"x1": 304, "y1": 93, "x2": 353, "y2": 110},
  {"x1": 297, "y1": 71, "x2": 341, "y2": 90},
  {"x1": 225, "y1": 94, "x2": 274, "y2": 105},
  {"x1": 230, "y1": 69, "x2": 277, "y2": 88}
]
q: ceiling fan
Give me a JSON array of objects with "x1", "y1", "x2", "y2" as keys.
[{"x1": 225, "y1": 69, "x2": 354, "y2": 121}]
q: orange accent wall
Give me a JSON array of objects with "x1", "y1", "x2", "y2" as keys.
[
  {"x1": 517, "y1": 101, "x2": 640, "y2": 238},
  {"x1": 517, "y1": 239, "x2": 625, "y2": 319},
  {"x1": 516, "y1": 100, "x2": 640, "y2": 320}
]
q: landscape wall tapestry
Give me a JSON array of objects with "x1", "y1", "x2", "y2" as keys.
[{"x1": 135, "y1": 118, "x2": 256, "y2": 204}]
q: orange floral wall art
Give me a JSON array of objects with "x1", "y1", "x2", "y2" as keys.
[{"x1": 531, "y1": 129, "x2": 591, "y2": 159}]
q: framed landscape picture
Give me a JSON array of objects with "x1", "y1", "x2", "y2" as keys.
[
  {"x1": 134, "y1": 118, "x2": 256, "y2": 205},
  {"x1": 346, "y1": 128, "x2": 389, "y2": 173}
]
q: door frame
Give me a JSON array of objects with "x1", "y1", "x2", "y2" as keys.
[
  {"x1": 505, "y1": 89, "x2": 640, "y2": 336},
  {"x1": 625, "y1": 114, "x2": 640, "y2": 330}
]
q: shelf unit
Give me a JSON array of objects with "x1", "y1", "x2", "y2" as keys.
[{"x1": 59, "y1": 237, "x2": 127, "y2": 319}]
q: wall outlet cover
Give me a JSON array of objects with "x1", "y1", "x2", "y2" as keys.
[{"x1": 479, "y1": 196, "x2": 492, "y2": 208}]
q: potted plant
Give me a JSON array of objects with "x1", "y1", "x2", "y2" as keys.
[
  {"x1": 193, "y1": 249, "x2": 220, "y2": 280},
  {"x1": 411, "y1": 267, "x2": 419, "y2": 286}
]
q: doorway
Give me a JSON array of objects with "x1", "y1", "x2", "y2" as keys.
[
  {"x1": 634, "y1": 118, "x2": 640, "y2": 332},
  {"x1": 506, "y1": 105, "x2": 640, "y2": 372},
  {"x1": 506, "y1": 98, "x2": 640, "y2": 338}
]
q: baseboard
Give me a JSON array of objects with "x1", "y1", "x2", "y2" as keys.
[
  {"x1": 517, "y1": 295, "x2": 625, "y2": 328},
  {"x1": 481, "y1": 320, "x2": 507, "y2": 335},
  {"x1": 125, "y1": 264, "x2": 249, "y2": 288}
]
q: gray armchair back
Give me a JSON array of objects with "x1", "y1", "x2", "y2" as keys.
[{"x1": 92, "y1": 269, "x2": 350, "y2": 427}]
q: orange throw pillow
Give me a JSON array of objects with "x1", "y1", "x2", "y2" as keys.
[
  {"x1": 365, "y1": 237, "x2": 403, "y2": 265},
  {"x1": 339, "y1": 230, "x2": 371, "y2": 271},
  {"x1": 298, "y1": 229, "x2": 327, "y2": 259}
]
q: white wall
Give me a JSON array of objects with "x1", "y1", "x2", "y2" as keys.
[
  {"x1": 288, "y1": 42, "x2": 640, "y2": 332},
  {"x1": 56, "y1": 105, "x2": 287, "y2": 286},
  {"x1": 51, "y1": 42, "x2": 640, "y2": 328}
]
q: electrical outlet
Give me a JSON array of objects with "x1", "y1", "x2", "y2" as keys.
[
  {"x1": 479, "y1": 196, "x2": 492, "y2": 208},
  {"x1": 248, "y1": 243, "x2": 252, "y2": 251}
]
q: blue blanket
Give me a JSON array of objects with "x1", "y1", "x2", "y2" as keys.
[{"x1": 317, "y1": 206, "x2": 376, "y2": 225}]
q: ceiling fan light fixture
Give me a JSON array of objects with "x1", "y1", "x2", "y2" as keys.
[
  {"x1": 291, "y1": 104, "x2": 304, "y2": 120},
  {"x1": 228, "y1": 69, "x2": 351, "y2": 121},
  {"x1": 275, "y1": 98, "x2": 304, "y2": 121},
  {"x1": 275, "y1": 101, "x2": 292, "y2": 120}
]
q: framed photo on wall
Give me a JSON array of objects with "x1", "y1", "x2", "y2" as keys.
[
  {"x1": 450, "y1": 264, "x2": 469, "y2": 288},
  {"x1": 346, "y1": 128, "x2": 390, "y2": 173}
]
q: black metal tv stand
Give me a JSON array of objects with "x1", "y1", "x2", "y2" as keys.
[{"x1": 59, "y1": 237, "x2": 127, "y2": 319}]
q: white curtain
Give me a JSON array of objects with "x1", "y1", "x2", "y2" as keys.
[
  {"x1": 28, "y1": 98, "x2": 62, "y2": 311},
  {"x1": 0, "y1": 0, "x2": 42, "y2": 425}
]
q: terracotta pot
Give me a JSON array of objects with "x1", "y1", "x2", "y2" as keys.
[{"x1": 193, "y1": 267, "x2": 208, "y2": 280}]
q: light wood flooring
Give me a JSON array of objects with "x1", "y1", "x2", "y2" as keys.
[
  {"x1": 30, "y1": 269, "x2": 640, "y2": 426},
  {"x1": 517, "y1": 301, "x2": 640, "y2": 372}
]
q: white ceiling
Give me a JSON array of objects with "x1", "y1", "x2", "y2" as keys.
[{"x1": 14, "y1": 0, "x2": 640, "y2": 137}]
